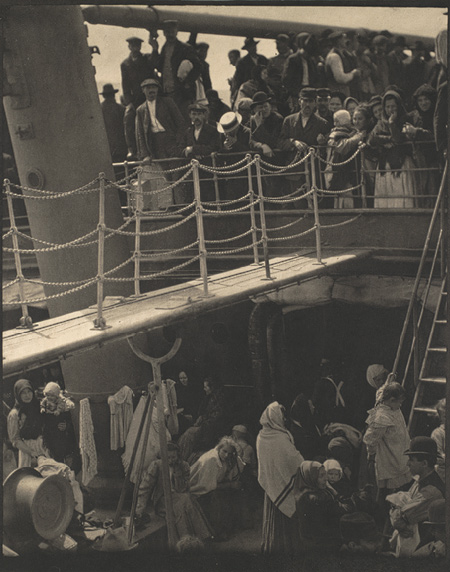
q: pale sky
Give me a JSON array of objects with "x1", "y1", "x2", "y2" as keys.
[{"x1": 86, "y1": 4, "x2": 447, "y2": 103}]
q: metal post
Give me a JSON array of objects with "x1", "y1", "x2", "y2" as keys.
[
  {"x1": 5, "y1": 179, "x2": 33, "y2": 328},
  {"x1": 360, "y1": 146, "x2": 367, "y2": 208},
  {"x1": 192, "y1": 160, "x2": 209, "y2": 295},
  {"x1": 124, "y1": 161, "x2": 131, "y2": 216},
  {"x1": 133, "y1": 168, "x2": 143, "y2": 296},
  {"x1": 412, "y1": 299, "x2": 420, "y2": 387},
  {"x1": 246, "y1": 154, "x2": 260, "y2": 265},
  {"x1": 211, "y1": 153, "x2": 221, "y2": 211},
  {"x1": 255, "y1": 155, "x2": 271, "y2": 279},
  {"x1": 93, "y1": 172, "x2": 107, "y2": 328},
  {"x1": 310, "y1": 151, "x2": 323, "y2": 264}
]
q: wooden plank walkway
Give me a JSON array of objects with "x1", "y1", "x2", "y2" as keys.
[{"x1": 3, "y1": 248, "x2": 373, "y2": 376}]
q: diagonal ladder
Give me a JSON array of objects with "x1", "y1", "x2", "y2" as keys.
[{"x1": 407, "y1": 272, "x2": 447, "y2": 434}]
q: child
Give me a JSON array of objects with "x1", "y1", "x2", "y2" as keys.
[
  {"x1": 324, "y1": 458, "x2": 354, "y2": 499},
  {"x1": 363, "y1": 382, "x2": 411, "y2": 496},
  {"x1": 431, "y1": 398, "x2": 445, "y2": 483},
  {"x1": 231, "y1": 424, "x2": 257, "y2": 477},
  {"x1": 40, "y1": 382, "x2": 75, "y2": 416}
]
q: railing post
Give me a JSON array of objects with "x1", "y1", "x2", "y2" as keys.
[
  {"x1": 93, "y1": 172, "x2": 107, "y2": 329},
  {"x1": 211, "y1": 152, "x2": 221, "y2": 211},
  {"x1": 123, "y1": 161, "x2": 132, "y2": 216},
  {"x1": 133, "y1": 168, "x2": 143, "y2": 297},
  {"x1": 192, "y1": 160, "x2": 209, "y2": 295},
  {"x1": 5, "y1": 179, "x2": 33, "y2": 329},
  {"x1": 360, "y1": 145, "x2": 367, "y2": 208},
  {"x1": 255, "y1": 155, "x2": 271, "y2": 279},
  {"x1": 310, "y1": 150, "x2": 323, "y2": 264},
  {"x1": 246, "y1": 154, "x2": 260, "y2": 265}
]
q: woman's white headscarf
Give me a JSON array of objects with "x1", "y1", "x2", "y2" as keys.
[{"x1": 256, "y1": 402, "x2": 304, "y2": 517}]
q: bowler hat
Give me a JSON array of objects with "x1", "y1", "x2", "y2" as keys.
[
  {"x1": 206, "y1": 89, "x2": 220, "y2": 101},
  {"x1": 188, "y1": 101, "x2": 208, "y2": 113},
  {"x1": 126, "y1": 36, "x2": 143, "y2": 44},
  {"x1": 340, "y1": 512, "x2": 381, "y2": 543},
  {"x1": 217, "y1": 111, "x2": 242, "y2": 133},
  {"x1": 404, "y1": 436, "x2": 438, "y2": 458},
  {"x1": 242, "y1": 37, "x2": 259, "y2": 51},
  {"x1": 299, "y1": 87, "x2": 317, "y2": 100},
  {"x1": 393, "y1": 35, "x2": 407, "y2": 48},
  {"x1": 100, "y1": 84, "x2": 118, "y2": 96},
  {"x1": 316, "y1": 88, "x2": 331, "y2": 98},
  {"x1": 424, "y1": 499, "x2": 445, "y2": 525},
  {"x1": 250, "y1": 91, "x2": 272, "y2": 109},
  {"x1": 141, "y1": 78, "x2": 161, "y2": 89}
]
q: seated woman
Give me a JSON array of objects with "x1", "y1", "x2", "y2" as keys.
[
  {"x1": 7, "y1": 379, "x2": 49, "y2": 468},
  {"x1": 189, "y1": 437, "x2": 245, "y2": 541},
  {"x1": 295, "y1": 460, "x2": 354, "y2": 553},
  {"x1": 134, "y1": 442, "x2": 213, "y2": 542},
  {"x1": 178, "y1": 376, "x2": 226, "y2": 463},
  {"x1": 367, "y1": 90, "x2": 417, "y2": 208}
]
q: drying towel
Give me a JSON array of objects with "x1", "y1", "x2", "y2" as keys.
[
  {"x1": 107, "y1": 386, "x2": 134, "y2": 450},
  {"x1": 79, "y1": 398, "x2": 98, "y2": 486}
]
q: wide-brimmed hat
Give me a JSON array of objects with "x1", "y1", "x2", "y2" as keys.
[
  {"x1": 404, "y1": 436, "x2": 438, "y2": 458},
  {"x1": 250, "y1": 91, "x2": 272, "y2": 109},
  {"x1": 100, "y1": 83, "x2": 119, "y2": 96},
  {"x1": 126, "y1": 36, "x2": 143, "y2": 44},
  {"x1": 141, "y1": 78, "x2": 161, "y2": 89},
  {"x1": 423, "y1": 499, "x2": 445, "y2": 525},
  {"x1": 242, "y1": 37, "x2": 259, "y2": 51},
  {"x1": 340, "y1": 512, "x2": 381, "y2": 543},
  {"x1": 217, "y1": 111, "x2": 242, "y2": 133}
]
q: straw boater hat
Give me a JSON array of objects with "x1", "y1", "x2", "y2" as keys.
[{"x1": 217, "y1": 111, "x2": 242, "y2": 133}]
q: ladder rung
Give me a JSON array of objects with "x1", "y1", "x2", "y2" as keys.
[
  {"x1": 413, "y1": 407, "x2": 439, "y2": 415},
  {"x1": 428, "y1": 347, "x2": 447, "y2": 353},
  {"x1": 419, "y1": 376, "x2": 446, "y2": 384}
]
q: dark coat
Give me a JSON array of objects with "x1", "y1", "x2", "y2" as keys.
[
  {"x1": 100, "y1": 99, "x2": 127, "y2": 161},
  {"x1": 233, "y1": 53, "x2": 269, "y2": 91},
  {"x1": 157, "y1": 39, "x2": 201, "y2": 102},
  {"x1": 178, "y1": 123, "x2": 221, "y2": 157},
  {"x1": 250, "y1": 111, "x2": 284, "y2": 150},
  {"x1": 135, "y1": 97, "x2": 186, "y2": 160},
  {"x1": 120, "y1": 52, "x2": 158, "y2": 107},
  {"x1": 283, "y1": 51, "x2": 318, "y2": 98}
]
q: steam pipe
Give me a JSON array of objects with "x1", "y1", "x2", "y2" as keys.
[{"x1": 82, "y1": 5, "x2": 435, "y2": 45}]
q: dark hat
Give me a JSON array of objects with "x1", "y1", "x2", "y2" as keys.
[
  {"x1": 188, "y1": 101, "x2": 208, "y2": 113},
  {"x1": 100, "y1": 83, "x2": 119, "y2": 96},
  {"x1": 217, "y1": 111, "x2": 242, "y2": 133},
  {"x1": 368, "y1": 95, "x2": 382, "y2": 107},
  {"x1": 412, "y1": 40, "x2": 426, "y2": 52},
  {"x1": 206, "y1": 89, "x2": 220, "y2": 101},
  {"x1": 141, "y1": 78, "x2": 161, "y2": 89},
  {"x1": 276, "y1": 33, "x2": 290, "y2": 43},
  {"x1": 267, "y1": 67, "x2": 282, "y2": 79},
  {"x1": 242, "y1": 37, "x2": 259, "y2": 51},
  {"x1": 404, "y1": 436, "x2": 438, "y2": 458},
  {"x1": 299, "y1": 87, "x2": 317, "y2": 100},
  {"x1": 126, "y1": 36, "x2": 143, "y2": 44},
  {"x1": 317, "y1": 88, "x2": 331, "y2": 98},
  {"x1": 162, "y1": 19, "x2": 178, "y2": 29},
  {"x1": 393, "y1": 35, "x2": 407, "y2": 47},
  {"x1": 372, "y1": 35, "x2": 389, "y2": 46},
  {"x1": 329, "y1": 31, "x2": 345, "y2": 42},
  {"x1": 424, "y1": 499, "x2": 445, "y2": 525},
  {"x1": 250, "y1": 91, "x2": 272, "y2": 108},
  {"x1": 340, "y1": 512, "x2": 381, "y2": 543}
]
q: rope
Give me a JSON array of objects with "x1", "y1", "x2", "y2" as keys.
[
  {"x1": 315, "y1": 147, "x2": 362, "y2": 167},
  {"x1": 3, "y1": 230, "x2": 99, "y2": 253},
  {"x1": 106, "y1": 255, "x2": 202, "y2": 282},
  {"x1": 106, "y1": 211, "x2": 197, "y2": 236},
  {"x1": 140, "y1": 162, "x2": 193, "y2": 175},
  {"x1": 205, "y1": 228, "x2": 254, "y2": 245},
  {"x1": 209, "y1": 240, "x2": 263, "y2": 256},
  {"x1": 138, "y1": 240, "x2": 199, "y2": 259},
  {"x1": 2, "y1": 277, "x2": 97, "y2": 306},
  {"x1": 316, "y1": 183, "x2": 363, "y2": 195},
  {"x1": 266, "y1": 215, "x2": 308, "y2": 233},
  {"x1": 5, "y1": 177, "x2": 99, "y2": 196},
  {"x1": 6, "y1": 180, "x2": 100, "y2": 200},
  {"x1": 141, "y1": 201, "x2": 196, "y2": 216},
  {"x1": 263, "y1": 187, "x2": 316, "y2": 203},
  {"x1": 202, "y1": 200, "x2": 258, "y2": 214},
  {"x1": 198, "y1": 161, "x2": 254, "y2": 175},
  {"x1": 259, "y1": 150, "x2": 313, "y2": 172},
  {"x1": 2, "y1": 229, "x2": 14, "y2": 240},
  {"x1": 202, "y1": 192, "x2": 252, "y2": 208},
  {"x1": 124, "y1": 167, "x2": 194, "y2": 195},
  {"x1": 2, "y1": 277, "x2": 20, "y2": 290},
  {"x1": 268, "y1": 226, "x2": 317, "y2": 242},
  {"x1": 198, "y1": 156, "x2": 251, "y2": 172},
  {"x1": 26, "y1": 276, "x2": 95, "y2": 287},
  {"x1": 320, "y1": 214, "x2": 362, "y2": 229}
]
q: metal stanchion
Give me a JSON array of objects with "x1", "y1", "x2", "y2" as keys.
[
  {"x1": 192, "y1": 160, "x2": 210, "y2": 296},
  {"x1": 360, "y1": 146, "x2": 367, "y2": 208},
  {"x1": 211, "y1": 153, "x2": 221, "y2": 211},
  {"x1": 310, "y1": 151, "x2": 323, "y2": 264},
  {"x1": 246, "y1": 154, "x2": 260, "y2": 265},
  {"x1": 93, "y1": 172, "x2": 107, "y2": 329},
  {"x1": 255, "y1": 155, "x2": 272, "y2": 279},
  {"x1": 5, "y1": 179, "x2": 33, "y2": 328},
  {"x1": 133, "y1": 168, "x2": 143, "y2": 297}
]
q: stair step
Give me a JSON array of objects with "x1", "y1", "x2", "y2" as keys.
[
  {"x1": 419, "y1": 376, "x2": 446, "y2": 384},
  {"x1": 428, "y1": 347, "x2": 447, "y2": 353},
  {"x1": 413, "y1": 406, "x2": 439, "y2": 415}
]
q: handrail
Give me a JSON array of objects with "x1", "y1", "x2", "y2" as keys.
[{"x1": 391, "y1": 160, "x2": 447, "y2": 381}]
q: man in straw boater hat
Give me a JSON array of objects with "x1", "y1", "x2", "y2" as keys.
[
  {"x1": 120, "y1": 34, "x2": 159, "y2": 159},
  {"x1": 233, "y1": 37, "x2": 268, "y2": 94},
  {"x1": 389, "y1": 436, "x2": 445, "y2": 555},
  {"x1": 217, "y1": 111, "x2": 250, "y2": 200}
]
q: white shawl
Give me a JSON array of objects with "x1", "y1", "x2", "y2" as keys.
[{"x1": 256, "y1": 401, "x2": 304, "y2": 517}]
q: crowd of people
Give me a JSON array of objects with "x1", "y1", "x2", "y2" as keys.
[
  {"x1": 3, "y1": 359, "x2": 446, "y2": 558},
  {"x1": 99, "y1": 21, "x2": 447, "y2": 208}
]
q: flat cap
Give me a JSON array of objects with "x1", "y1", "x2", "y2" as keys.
[
  {"x1": 126, "y1": 36, "x2": 143, "y2": 44},
  {"x1": 299, "y1": 87, "x2": 317, "y2": 99},
  {"x1": 141, "y1": 78, "x2": 161, "y2": 89}
]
